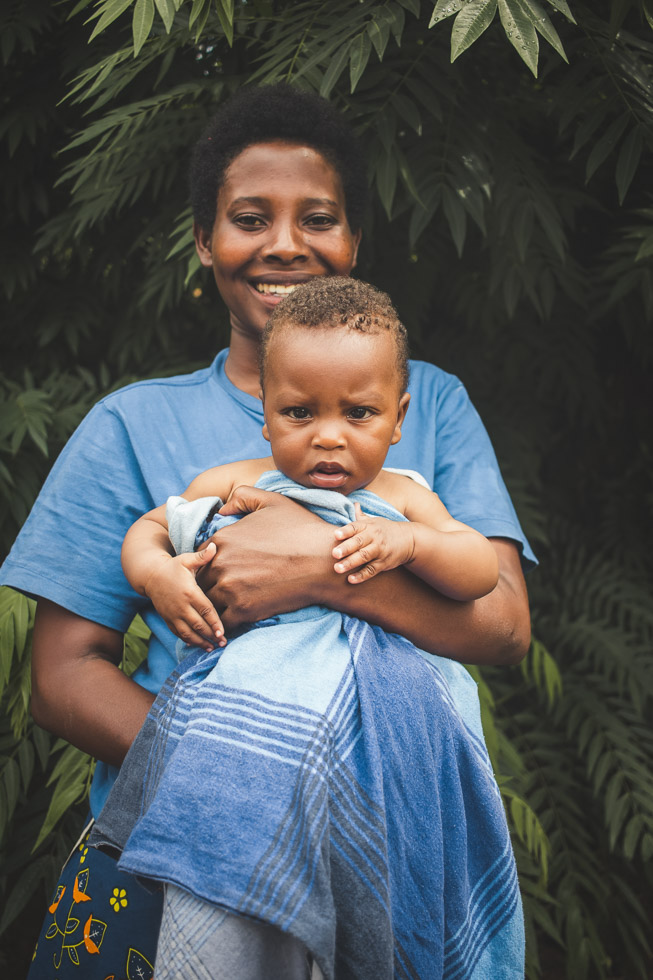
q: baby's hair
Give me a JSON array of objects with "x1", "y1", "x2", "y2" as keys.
[
  {"x1": 189, "y1": 84, "x2": 368, "y2": 233},
  {"x1": 259, "y1": 277, "x2": 410, "y2": 393}
]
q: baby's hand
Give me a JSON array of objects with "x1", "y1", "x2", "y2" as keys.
[
  {"x1": 144, "y1": 543, "x2": 226, "y2": 651},
  {"x1": 332, "y1": 503, "x2": 415, "y2": 583}
]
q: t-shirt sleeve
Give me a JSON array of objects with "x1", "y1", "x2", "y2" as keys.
[
  {"x1": 0, "y1": 401, "x2": 151, "y2": 630},
  {"x1": 433, "y1": 380, "x2": 537, "y2": 568}
]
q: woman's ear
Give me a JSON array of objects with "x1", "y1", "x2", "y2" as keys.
[
  {"x1": 193, "y1": 220, "x2": 214, "y2": 268},
  {"x1": 390, "y1": 392, "x2": 411, "y2": 445},
  {"x1": 351, "y1": 228, "x2": 362, "y2": 270}
]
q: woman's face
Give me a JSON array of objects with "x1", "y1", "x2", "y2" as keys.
[{"x1": 194, "y1": 142, "x2": 361, "y2": 339}]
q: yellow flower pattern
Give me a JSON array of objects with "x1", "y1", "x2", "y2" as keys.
[{"x1": 109, "y1": 887, "x2": 128, "y2": 913}]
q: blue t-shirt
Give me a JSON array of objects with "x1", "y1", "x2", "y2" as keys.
[{"x1": 0, "y1": 349, "x2": 535, "y2": 815}]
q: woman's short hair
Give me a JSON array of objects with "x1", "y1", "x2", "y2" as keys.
[
  {"x1": 189, "y1": 84, "x2": 367, "y2": 233},
  {"x1": 260, "y1": 277, "x2": 410, "y2": 393}
]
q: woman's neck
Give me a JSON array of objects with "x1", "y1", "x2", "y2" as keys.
[{"x1": 224, "y1": 330, "x2": 262, "y2": 397}]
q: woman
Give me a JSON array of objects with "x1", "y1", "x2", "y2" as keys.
[{"x1": 1, "y1": 84, "x2": 534, "y2": 978}]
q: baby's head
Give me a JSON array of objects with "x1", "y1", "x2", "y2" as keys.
[{"x1": 258, "y1": 278, "x2": 411, "y2": 495}]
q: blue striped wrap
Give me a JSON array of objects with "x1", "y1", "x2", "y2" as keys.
[{"x1": 90, "y1": 471, "x2": 524, "y2": 979}]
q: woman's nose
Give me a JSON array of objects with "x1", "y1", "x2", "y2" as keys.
[{"x1": 262, "y1": 218, "x2": 308, "y2": 263}]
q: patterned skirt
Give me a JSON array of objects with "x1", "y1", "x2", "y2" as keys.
[{"x1": 27, "y1": 820, "x2": 162, "y2": 980}]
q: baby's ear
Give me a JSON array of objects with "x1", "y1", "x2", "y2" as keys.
[
  {"x1": 390, "y1": 392, "x2": 410, "y2": 445},
  {"x1": 262, "y1": 422, "x2": 270, "y2": 442}
]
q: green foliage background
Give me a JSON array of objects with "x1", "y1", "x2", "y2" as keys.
[{"x1": 1, "y1": 0, "x2": 652, "y2": 976}]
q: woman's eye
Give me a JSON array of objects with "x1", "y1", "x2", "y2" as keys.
[
  {"x1": 348, "y1": 407, "x2": 373, "y2": 420},
  {"x1": 306, "y1": 214, "x2": 337, "y2": 228},
  {"x1": 287, "y1": 407, "x2": 311, "y2": 419},
  {"x1": 234, "y1": 214, "x2": 265, "y2": 228}
]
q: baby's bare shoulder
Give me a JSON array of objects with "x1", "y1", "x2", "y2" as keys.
[
  {"x1": 184, "y1": 456, "x2": 274, "y2": 501},
  {"x1": 366, "y1": 469, "x2": 431, "y2": 514}
]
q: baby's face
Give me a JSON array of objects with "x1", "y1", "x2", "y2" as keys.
[{"x1": 261, "y1": 325, "x2": 409, "y2": 495}]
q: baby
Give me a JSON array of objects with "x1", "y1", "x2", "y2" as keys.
[
  {"x1": 96, "y1": 278, "x2": 521, "y2": 980},
  {"x1": 122, "y1": 276, "x2": 498, "y2": 651}
]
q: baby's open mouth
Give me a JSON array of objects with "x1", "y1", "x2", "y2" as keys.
[{"x1": 310, "y1": 463, "x2": 348, "y2": 488}]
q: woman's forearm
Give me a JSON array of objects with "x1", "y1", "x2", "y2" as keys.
[
  {"x1": 31, "y1": 599, "x2": 155, "y2": 767},
  {"x1": 203, "y1": 494, "x2": 530, "y2": 665}
]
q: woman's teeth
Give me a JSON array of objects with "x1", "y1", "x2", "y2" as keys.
[{"x1": 254, "y1": 283, "x2": 298, "y2": 296}]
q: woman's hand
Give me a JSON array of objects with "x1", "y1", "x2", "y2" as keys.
[
  {"x1": 144, "y1": 544, "x2": 226, "y2": 651},
  {"x1": 197, "y1": 486, "x2": 336, "y2": 629}
]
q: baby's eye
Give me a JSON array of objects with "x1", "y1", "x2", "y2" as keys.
[
  {"x1": 286, "y1": 407, "x2": 311, "y2": 420},
  {"x1": 348, "y1": 407, "x2": 373, "y2": 420}
]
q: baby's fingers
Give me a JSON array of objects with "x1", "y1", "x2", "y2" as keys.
[
  {"x1": 333, "y1": 539, "x2": 379, "y2": 575},
  {"x1": 332, "y1": 523, "x2": 371, "y2": 558},
  {"x1": 174, "y1": 594, "x2": 226, "y2": 651}
]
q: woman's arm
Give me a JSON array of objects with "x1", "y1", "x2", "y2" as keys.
[
  {"x1": 30, "y1": 599, "x2": 155, "y2": 767},
  {"x1": 199, "y1": 488, "x2": 530, "y2": 665}
]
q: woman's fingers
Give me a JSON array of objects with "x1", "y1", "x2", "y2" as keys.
[{"x1": 219, "y1": 485, "x2": 281, "y2": 516}]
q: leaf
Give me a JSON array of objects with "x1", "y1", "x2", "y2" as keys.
[
  {"x1": 451, "y1": 0, "x2": 498, "y2": 62},
  {"x1": 2, "y1": 757, "x2": 20, "y2": 816},
  {"x1": 349, "y1": 32, "x2": 372, "y2": 92},
  {"x1": 367, "y1": 16, "x2": 391, "y2": 61},
  {"x1": 585, "y1": 114, "x2": 629, "y2": 182},
  {"x1": 376, "y1": 149, "x2": 398, "y2": 219},
  {"x1": 319, "y1": 42, "x2": 350, "y2": 97},
  {"x1": 544, "y1": 0, "x2": 575, "y2": 21},
  {"x1": 188, "y1": 0, "x2": 208, "y2": 30},
  {"x1": 429, "y1": 0, "x2": 467, "y2": 28},
  {"x1": 615, "y1": 127, "x2": 643, "y2": 205},
  {"x1": 88, "y1": 0, "x2": 134, "y2": 43},
  {"x1": 388, "y1": 3, "x2": 406, "y2": 45},
  {"x1": 497, "y1": 0, "x2": 539, "y2": 77},
  {"x1": 17, "y1": 738, "x2": 34, "y2": 792},
  {"x1": 622, "y1": 814, "x2": 644, "y2": 860},
  {"x1": 215, "y1": 0, "x2": 235, "y2": 46},
  {"x1": 33, "y1": 745, "x2": 94, "y2": 850},
  {"x1": 390, "y1": 92, "x2": 422, "y2": 135},
  {"x1": 154, "y1": 0, "x2": 176, "y2": 32},
  {"x1": 0, "y1": 854, "x2": 53, "y2": 935},
  {"x1": 442, "y1": 186, "x2": 467, "y2": 256},
  {"x1": 515, "y1": 0, "x2": 567, "y2": 61},
  {"x1": 132, "y1": 0, "x2": 155, "y2": 56}
]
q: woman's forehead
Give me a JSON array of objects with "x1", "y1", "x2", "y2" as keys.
[{"x1": 219, "y1": 141, "x2": 345, "y2": 201}]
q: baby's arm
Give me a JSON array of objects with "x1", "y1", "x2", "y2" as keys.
[
  {"x1": 332, "y1": 481, "x2": 499, "y2": 601},
  {"x1": 122, "y1": 505, "x2": 225, "y2": 651},
  {"x1": 122, "y1": 459, "x2": 270, "y2": 650}
]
